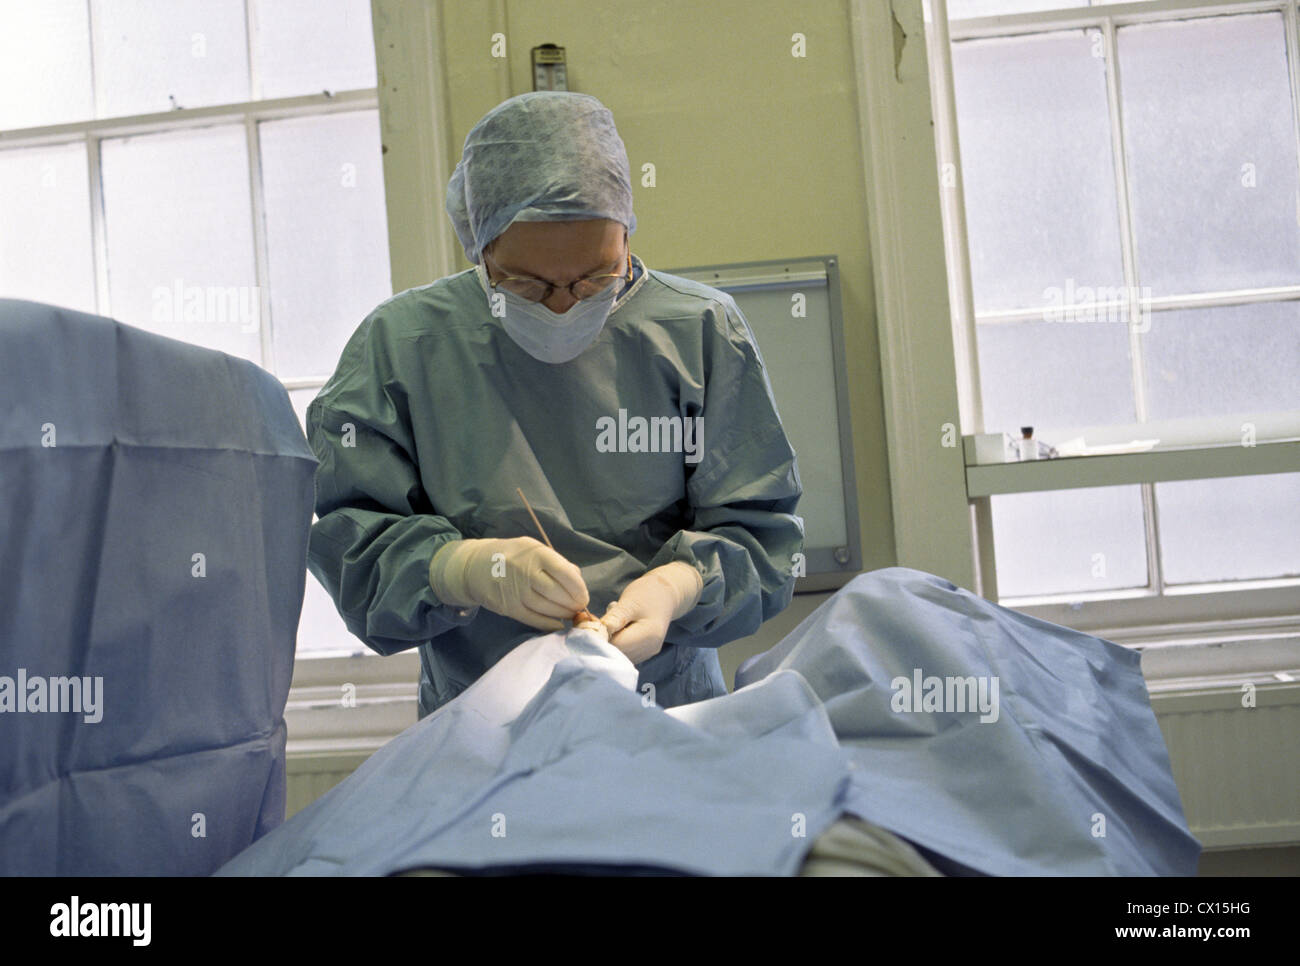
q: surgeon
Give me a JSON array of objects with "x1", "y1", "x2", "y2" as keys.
[{"x1": 306, "y1": 91, "x2": 803, "y2": 718}]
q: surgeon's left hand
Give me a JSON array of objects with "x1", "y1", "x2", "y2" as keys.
[{"x1": 600, "y1": 562, "x2": 704, "y2": 664}]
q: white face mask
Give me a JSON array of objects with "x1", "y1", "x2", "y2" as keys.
[{"x1": 479, "y1": 264, "x2": 619, "y2": 364}]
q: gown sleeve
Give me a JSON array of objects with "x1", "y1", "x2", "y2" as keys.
[
  {"x1": 305, "y1": 312, "x2": 477, "y2": 655},
  {"x1": 648, "y1": 293, "x2": 805, "y2": 648}
]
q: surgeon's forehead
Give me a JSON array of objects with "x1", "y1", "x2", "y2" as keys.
[{"x1": 488, "y1": 220, "x2": 625, "y2": 275}]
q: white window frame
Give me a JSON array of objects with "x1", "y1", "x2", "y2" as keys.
[
  {"x1": 0, "y1": 2, "x2": 410, "y2": 739},
  {"x1": 861, "y1": 0, "x2": 1300, "y2": 654},
  {"x1": 852, "y1": 0, "x2": 1289, "y2": 696}
]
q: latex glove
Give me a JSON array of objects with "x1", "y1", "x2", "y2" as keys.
[
  {"x1": 600, "y1": 562, "x2": 704, "y2": 664},
  {"x1": 429, "y1": 536, "x2": 588, "y2": 631}
]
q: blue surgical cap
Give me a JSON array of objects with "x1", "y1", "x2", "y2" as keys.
[{"x1": 446, "y1": 92, "x2": 637, "y2": 264}]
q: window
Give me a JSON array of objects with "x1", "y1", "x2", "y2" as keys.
[
  {"x1": 0, "y1": 0, "x2": 389, "y2": 656},
  {"x1": 929, "y1": 0, "x2": 1300, "y2": 616}
]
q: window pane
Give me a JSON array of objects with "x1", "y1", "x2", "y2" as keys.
[
  {"x1": 252, "y1": 0, "x2": 377, "y2": 99},
  {"x1": 1156, "y1": 473, "x2": 1300, "y2": 583},
  {"x1": 288, "y1": 386, "x2": 317, "y2": 436},
  {"x1": 289, "y1": 385, "x2": 372, "y2": 655},
  {"x1": 0, "y1": 142, "x2": 96, "y2": 312},
  {"x1": 977, "y1": 319, "x2": 1135, "y2": 435},
  {"x1": 952, "y1": 30, "x2": 1124, "y2": 313},
  {"x1": 1119, "y1": 14, "x2": 1300, "y2": 295},
  {"x1": 1143, "y1": 301, "x2": 1300, "y2": 421},
  {"x1": 92, "y1": 0, "x2": 250, "y2": 118},
  {"x1": 298, "y1": 571, "x2": 369, "y2": 655},
  {"x1": 260, "y1": 111, "x2": 392, "y2": 379},
  {"x1": 0, "y1": 0, "x2": 92, "y2": 129},
  {"x1": 992, "y1": 485, "x2": 1149, "y2": 597},
  {"x1": 100, "y1": 125, "x2": 261, "y2": 361}
]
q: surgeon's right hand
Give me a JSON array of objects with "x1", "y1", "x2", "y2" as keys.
[{"x1": 428, "y1": 536, "x2": 589, "y2": 632}]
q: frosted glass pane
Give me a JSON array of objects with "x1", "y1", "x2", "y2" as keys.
[
  {"x1": 261, "y1": 111, "x2": 392, "y2": 379},
  {"x1": 952, "y1": 30, "x2": 1124, "y2": 313},
  {"x1": 0, "y1": 142, "x2": 96, "y2": 313},
  {"x1": 1143, "y1": 301, "x2": 1300, "y2": 421},
  {"x1": 976, "y1": 320, "x2": 1135, "y2": 435},
  {"x1": 290, "y1": 387, "x2": 370, "y2": 655},
  {"x1": 92, "y1": 0, "x2": 249, "y2": 118},
  {"x1": 288, "y1": 387, "x2": 318, "y2": 436},
  {"x1": 298, "y1": 570, "x2": 371, "y2": 655},
  {"x1": 1119, "y1": 14, "x2": 1300, "y2": 294},
  {"x1": 1156, "y1": 473, "x2": 1300, "y2": 583},
  {"x1": 992, "y1": 485, "x2": 1148, "y2": 597},
  {"x1": 252, "y1": 0, "x2": 376, "y2": 99},
  {"x1": 0, "y1": 0, "x2": 92, "y2": 129},
  {"x1": 101, "y1": 126, "x2": 261, "y2": 361}
]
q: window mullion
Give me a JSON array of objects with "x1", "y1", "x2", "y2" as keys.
[
  {"x1": 245, "y1": 0, "x2": 261, "y2": 102},
  {"x1": 85, "y1": 0, "x2": 101, "y2": 121},
  {"x1": 82, "y1": 0, "x2": 110, "y2": 317},
  {"x1": 1102, "y1": 16, "x2": 1149, "y2": 426},
  {"x1": 1103, "y1": 14, "x2": 1169, "y2": 597},
  {"x1": 241, "y1": 0, "x2": 273, "y2": 372},
  {"x1": 244, "y1": 115, "x2": 275, "y2": 374},
  {"x1": 1285, "y1": 2, "x2": 1300, "y2": 220},
  {"x1": 85, "y1": 133, "x2": 111, "y2": 318},
  {"x1": 1141, "y1": 482, "x2": 1167, "y2": 596}
]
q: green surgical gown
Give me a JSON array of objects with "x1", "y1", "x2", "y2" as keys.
[{"x1": 306, "y1": 254, "x2": 804, "y2": 717}]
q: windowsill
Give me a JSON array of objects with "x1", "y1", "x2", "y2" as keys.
[
  {"x1": 286, "y1": 650, "x2": 421, "y2": 755},
  {"x1": 968, "y1": 437, "x2": 1299, "y2": 492},
  {"x1": 1138, "y1": 634, "x2": 1300, "y2": 688},
  {"x1": 290, "y1": 648, "x2": 420, "y2": 687},
  {"x1": 963, "y1": 412, "x2": 1300, "y2": 497}
]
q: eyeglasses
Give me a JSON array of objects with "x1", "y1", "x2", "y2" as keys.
[{"x1": 484, "y1": 245, "x2": 633, "y2": 303}]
